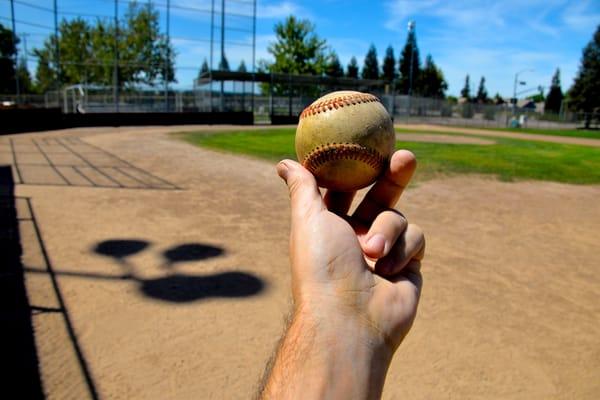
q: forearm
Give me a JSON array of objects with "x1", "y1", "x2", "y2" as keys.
[{"x1": 259, "y1": 308, "x2": 392, "y2": 399}]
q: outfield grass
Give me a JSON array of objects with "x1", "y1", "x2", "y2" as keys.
[
  {"x1": 182, "y1": 128, "x2": 600, "y2": 185},
  {"x1": 482, "y1": 127, "x2": 599, "y2": 139},
  {"x1": 395, "y1": 127, "x2": 600, "y2": 139}
]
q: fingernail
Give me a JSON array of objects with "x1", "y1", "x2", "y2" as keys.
[{"x1": 367, "y1": 234, "x2": 386, "y2": 255}]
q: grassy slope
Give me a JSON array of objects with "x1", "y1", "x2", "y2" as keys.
[{"x1": 182, "y1": 129, "x2": 600, "y2": 185}]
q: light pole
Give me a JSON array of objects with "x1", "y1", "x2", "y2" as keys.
[
  {"x1": 512, "y1": 68, "x2": 533, "y2": 114},
  {"x1": 407, "y1": 20, "x2": 415, "y2": 118}
]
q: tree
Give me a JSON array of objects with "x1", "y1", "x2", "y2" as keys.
[
  {"x1": 398, "y1": 28, "x2": 421, "y2": 94},
  {"x1": 346, "y1": 56, "x2": 359, "y2": 78},
  {"x1": 264, "y1": 16, "x2": 327, "y2": 75},
  {"x1": 34, "y1": 1, "x2": 175, "y2": 92},
  {"x1": 325, "y1": 51, "x2": 344, "y2": 77},
  {"x1": 461, "y1": 74, "x2": 471, "y2": 101},
  {"x1": 0, "y1": 23, "x2": 18, "y2": 94},
  {"x1": 237, "y1": 60, "x2": 247, "y2": 73},
  {"x1": 261, "y1": 15, "x2": 327, "y2": 95},
  {"x1": 218, "y1": 54, "x2": 230, "y2": 71},
  {"x1": 544, "y1": 68, "x2": 563, "y2": 114},
  {"x1": 417, "y1": 54, "x2": 446, "y2": 98},
  {"x1": 362, "y1": 44, "x2": 379, "y2": 79},
  {"x1": 199, "y1": 59, "x2": 209, "y2": 77},
  {"x1": 569, "y1": 25, "x2": 600, "y2": 127},
  {"x1": 493, "y1": 93, "x2": 505, "y2": 105},
  {"x1": 382, "y1": 45, "x2": 396, "y2": 82},
  {"x1": 476, "y1": 76, "x2": 488, "y2": 103},
  {"x1": 16, "y1": 58, "x2": 34, "y2": 94}
]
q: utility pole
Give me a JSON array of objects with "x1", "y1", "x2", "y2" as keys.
[
  {"x1": 164, "y1": 0, "x2": 171, "y2": 112},
  {"x1": 10, "y1": 0, "x2": 20, "y2": 104},
  {"x1": 114, "y1": 0, "x2": 119, "y2": 112},
  {"x1": 512, "y1": 69, "x2": 533, "y2": 116}
]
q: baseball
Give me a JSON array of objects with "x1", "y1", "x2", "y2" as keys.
[{"x1": 295, "y1": 90, "x2": 396, "y2": 191}]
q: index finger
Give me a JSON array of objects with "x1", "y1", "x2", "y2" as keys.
[{"x1": 353, "y1": 150, "x2": 416, "y2": 224}]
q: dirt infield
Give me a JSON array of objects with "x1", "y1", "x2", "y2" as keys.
[{"x1": 2, "y1": 126, "x2": 599, "y2": 399}]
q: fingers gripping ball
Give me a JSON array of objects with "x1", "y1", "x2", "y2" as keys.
[{"x1": 295, "y1": 91, "x2": 396, "y2": 191}]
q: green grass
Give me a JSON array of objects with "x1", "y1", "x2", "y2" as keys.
[
  {"x1": 181, "y1": 128, "x2": 600, "y2": 185},
  {"x1": 395, "y1": 126, "x2": 600, "y2": 139},
  {"x1": 477, "y1": 127, "x2": 599, "y2": 139}
]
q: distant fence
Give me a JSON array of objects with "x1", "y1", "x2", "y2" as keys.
[{"x1": 1, "y1": 90, "x2": 597, "y2": 130}]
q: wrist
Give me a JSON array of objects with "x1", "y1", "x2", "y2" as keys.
[{"x1": 289, "y1": 305, "x2": 393, "y2": 398}]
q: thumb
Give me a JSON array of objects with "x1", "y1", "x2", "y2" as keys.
[{"x1": 277, "y1": 160, "x2": 324, "y2": 221}]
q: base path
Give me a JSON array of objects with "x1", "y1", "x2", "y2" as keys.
[
  {"x1": 1, "y1": 125, "x2": 599, "y2": 399},
  {"x1": 398, "y1": 123, "x2": 600, "y2": 147}
]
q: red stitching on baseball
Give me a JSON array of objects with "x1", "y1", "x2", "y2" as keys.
[
  {"x1": 299, "y1": 93, "x2": 380, "y2": 119},
  {"x1": 302, "y1": 143, "x2": 386, "y2": 174}
]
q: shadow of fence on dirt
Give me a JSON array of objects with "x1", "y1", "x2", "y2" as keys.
[{"x1": 0, "y1": 165, "x2": 45, "y2": 399}]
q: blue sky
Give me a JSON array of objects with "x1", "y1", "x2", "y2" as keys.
[{"x1": 1, "y1": 0, "x2": 599, "y2": 97}]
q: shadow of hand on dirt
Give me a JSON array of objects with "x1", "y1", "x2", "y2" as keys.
[{"x1": 91, "y1": 239, "x2": 264, "y2": 303}]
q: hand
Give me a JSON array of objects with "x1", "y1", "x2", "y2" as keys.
[{"x1": 261, "y1": 150, "x2": 424, "y2": 399}]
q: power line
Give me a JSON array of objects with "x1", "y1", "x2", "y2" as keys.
[{"x1": 0, "y1": 15, "x2": 54, "y2": 30}]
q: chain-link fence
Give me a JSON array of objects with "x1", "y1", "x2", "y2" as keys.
[{"x1": 2, "y1": 85, "x2": 597, "y2": 129}]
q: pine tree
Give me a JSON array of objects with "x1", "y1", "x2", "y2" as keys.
[
  {"x1": 325, "y1": 51, "x2": 344, "y2": 77},
  {"x1": 199, "y1": 59, "x2": 209, "y2": 77},
  {"x1": 237, "y1": 60, "x2": 247, "y2": 73},
  {"x1": 398, "y1": 28, "x2": 421, "y2": 94},
  {"x1": 382, "y1": 45, "x2": 396, "y2": 82},
  {"x1": 569, "y1": 25, "x2": 600, "y2": 127},
  {"x1": 461, "y1": 74, "x2": 471, "y2": 101},
  {"x1": 476, "y1": 76, "x2": 488, "y2": 103},
  {"x1": 218, "y1": 54, "x2": 230, "y2": 71},
  {"x1": 417, "y1": 54, "x2": 447, "y2": 98},
  {"x1": 362, "y1": 44, "x2": 379, "y2": 79},
  {"x1": 346, "y1": 56, "x2": 359, "y2": 78},
  {"x1": 544, "y1": 68, "x2": 563, "y2": 114}
]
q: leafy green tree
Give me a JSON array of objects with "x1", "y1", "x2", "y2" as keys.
[
  {"x1": 237, "y1": 60, "x2": 247, "y2": 72},
  {"x1": 120, "y1": 1, "x2": 175, "y2": 85},
  {"x1": 16, "y1": 58, "x2": 34, "y2": 94},
  {"x1": 460, "y1": 74, "x2": 471, "y2": 101},
  {"x1": 544, "y1": 68, "x2": 563, "y2": 114},
  {"x1": 417, "y1": 54, "x2": 446, "y2": 98},
  {"x1": 0, "y1": 23, "x2": 18, "y2": 94},
  {"x1": 362, "y1": 44, "x2": 379, "y2": 79},
  {"x1": 264, "y1": 16, "x2": 327, "y2": 75},
  {"x1": 261, "y1": 15, "x2": 327, "y2": 95},
  {"x1": 346, "y1": 56, "x2": 359, "y2": 78},
  {"x1": 569, "y1": 25, "x2": 600, "y2": 127},
  {"x1": 325, "y1": 51, "x2": 344, "y2": 77},
  {"x1": 382, "y1": 45, "x2": 396, "y2": 82},
  {"x1": 398, "y1": 28, "x2": 420, "y2": 94},
  {"x1": 34, "y1": 1, "x2": 175, "y2": 92},
  {"x1": 476, "y1": 76, "x2": 488, "y2": 103}
]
